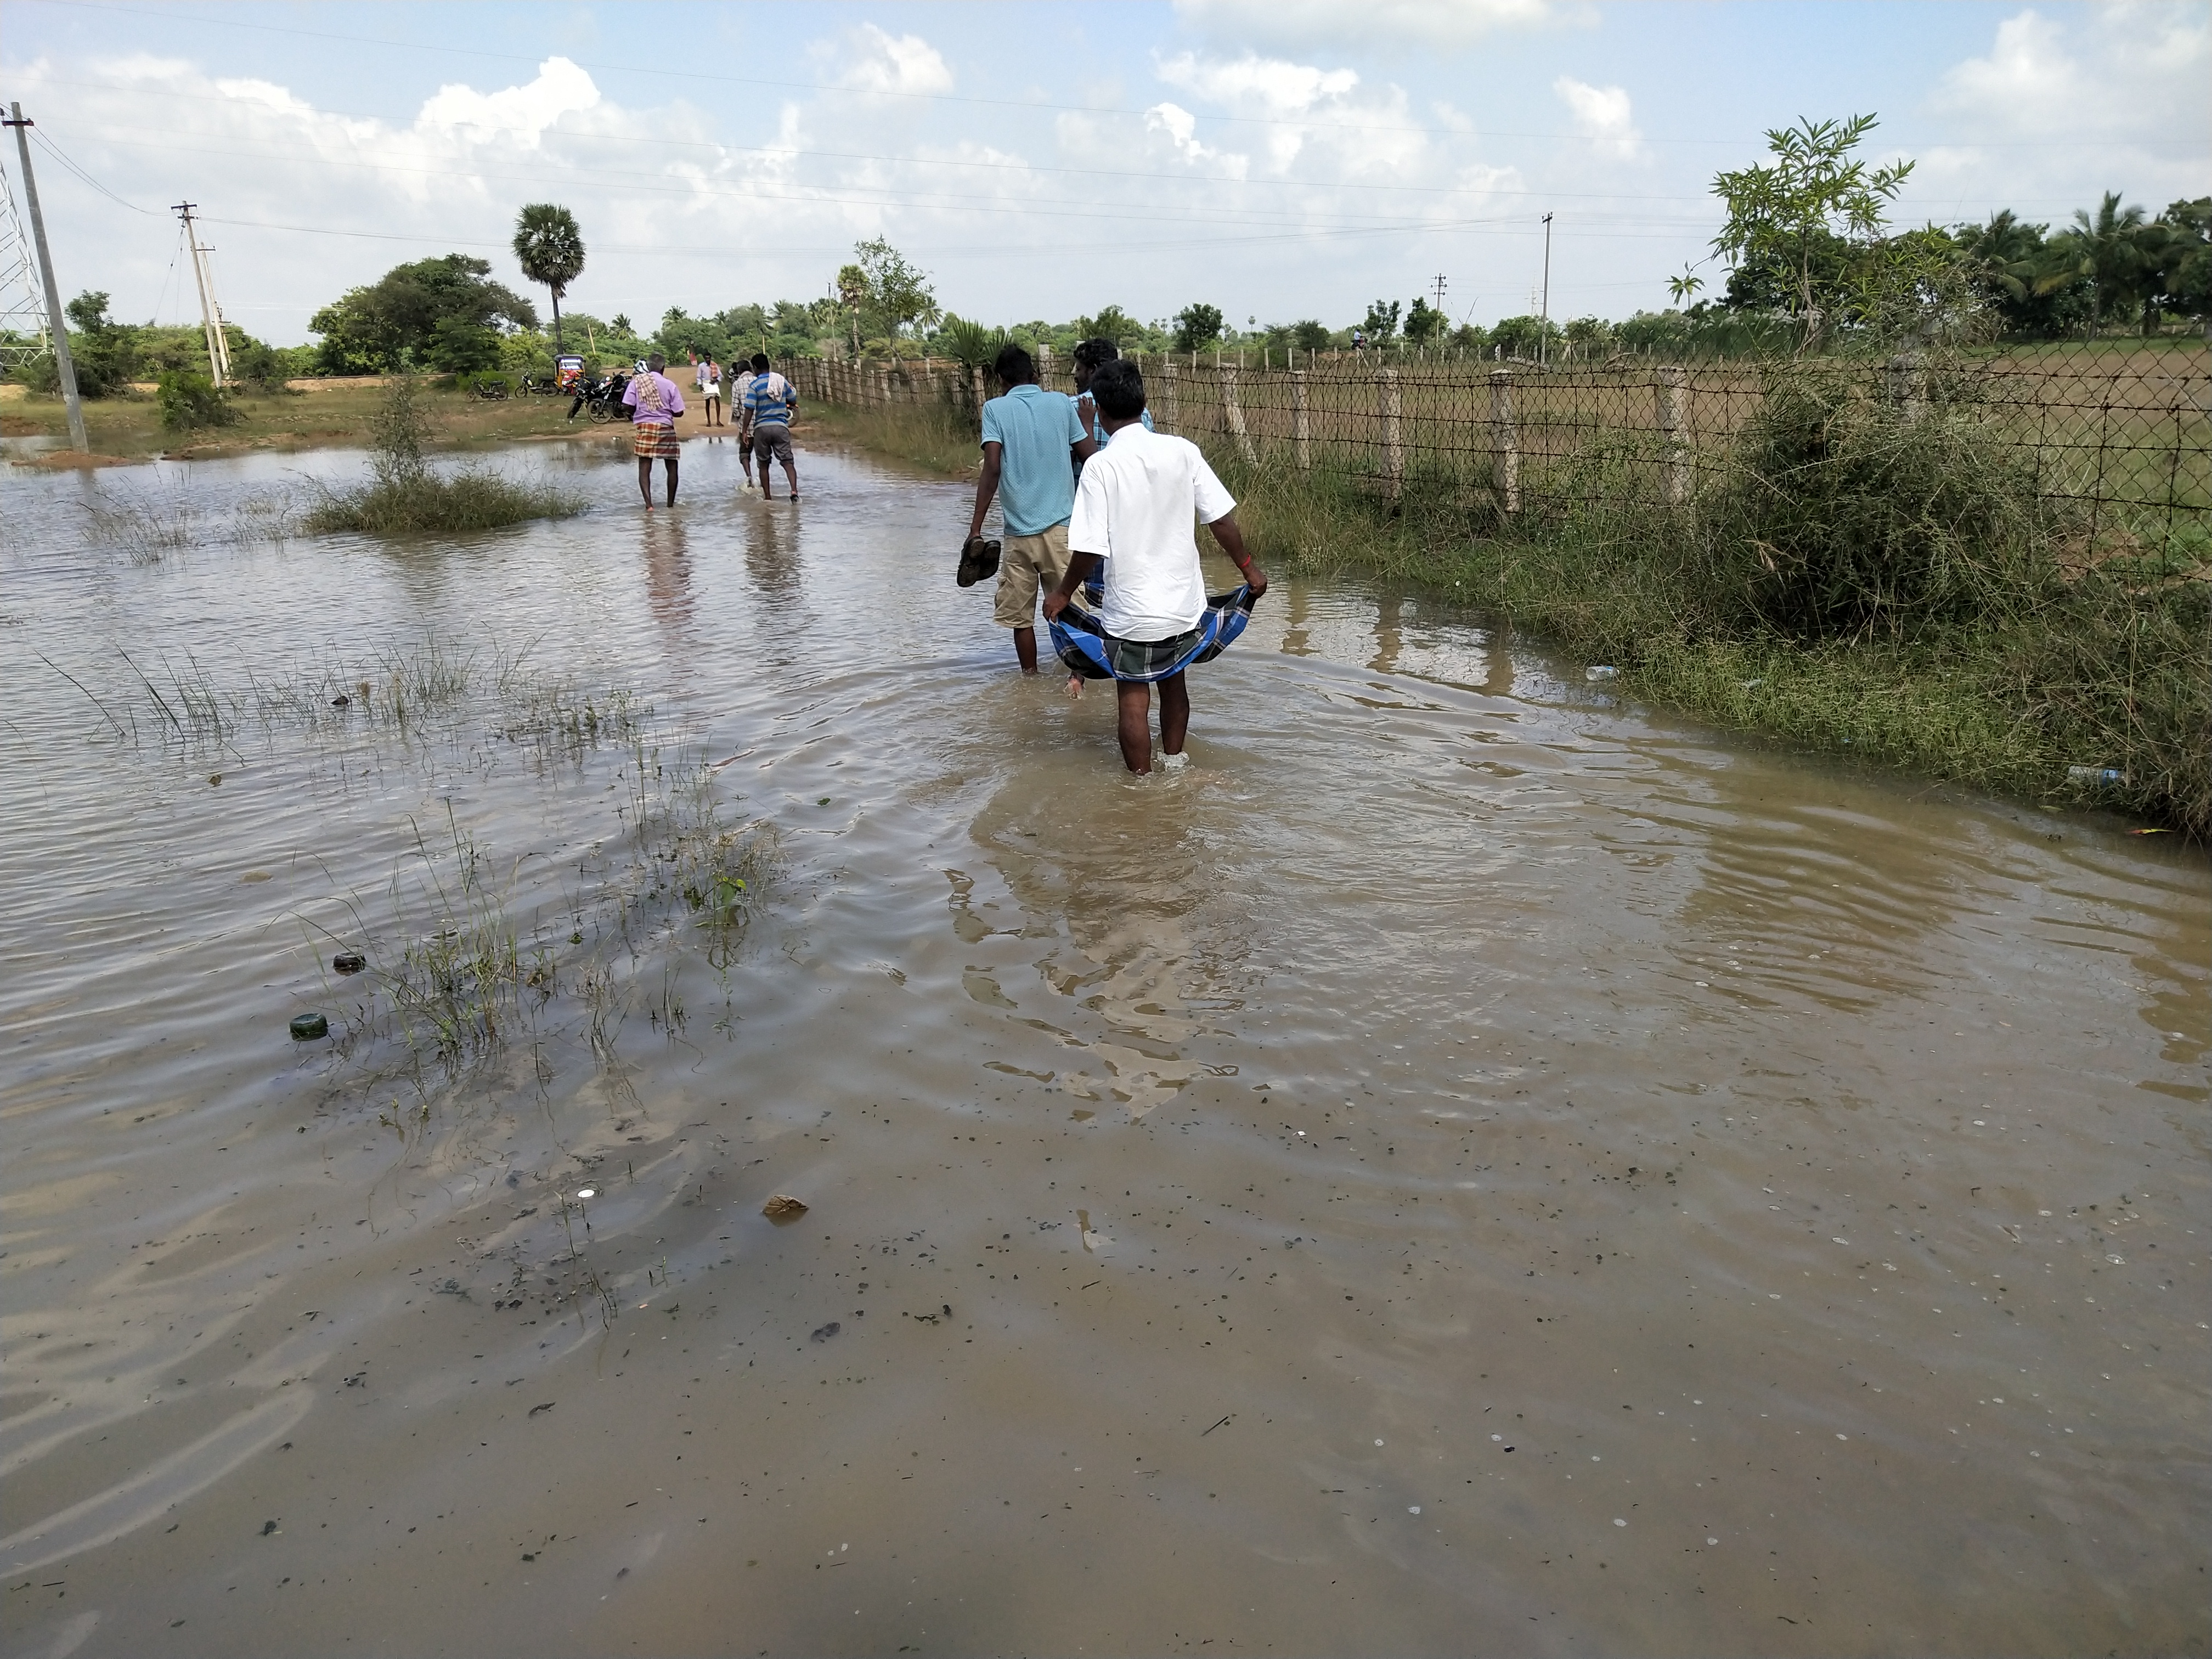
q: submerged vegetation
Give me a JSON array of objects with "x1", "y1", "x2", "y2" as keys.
[{"x1": 303, "y1": 376, "x2": 585, "y2": 535}]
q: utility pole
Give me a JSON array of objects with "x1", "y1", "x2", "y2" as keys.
[
  {"x1": 4, "y1": 103, "x2": 88, "y2": 452},
  {"x1": 1432, "y1": 273, "x2": 1448, "y2": 313},
  {"x1": 1538, "y1": 212, "x2": 1553, "y2": 370},
  {"x1": 173, "y1": 202, "x2": 230, "y2": 386}
]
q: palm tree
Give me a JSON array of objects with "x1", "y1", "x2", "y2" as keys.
[
  {"x1": 512, "y1": 204, "x2": 586, "y2": 351},
  {"x1": 2050, "y1": 192, "x2": 2148, "y2": 330}
]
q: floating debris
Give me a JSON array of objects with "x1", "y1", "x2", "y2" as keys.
[
  {"x1": 289, "y1": 1012, "x2": 328, "y2": 1041},
  {"x1": 762, "y1": 1194, "x2": 808, "y2": 1222}
]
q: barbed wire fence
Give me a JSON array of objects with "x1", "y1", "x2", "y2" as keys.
[{"x1": 785, "y1": 343, "x2": 2211, "y2": 561}]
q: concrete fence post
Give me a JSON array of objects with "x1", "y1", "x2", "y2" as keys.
[
  {"x1": 1159, "y1": 359, "x2": 1178, "y2": 435},
  {"x1": 1221, "y1": 365, "x2": 1258, "y2": 465},
  {"x1": 1291, "y1": 369, "x2": 1311, "y2": 472},
  {"x1": 1380, "y1": 368, "x2": 1404, "y2": 504},
  {"x1": 971, "y1": 365, "x2": 988, "y2": 413},
  {"x1": 1887, "y1": 350, "x2": 1926, "y2": 424},
  {"x1": 1489, "y1": 369, "x2": 1520, "y2": 515},
  {"x1": 1656, "y1": 365, "x2": 1689, "y2": 505}
]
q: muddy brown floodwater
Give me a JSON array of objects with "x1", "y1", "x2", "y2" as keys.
[{"x1": 3, "y1": 439, "x2": 2207, "y2": 1658}]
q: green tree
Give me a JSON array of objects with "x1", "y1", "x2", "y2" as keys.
[
  {"x1": 843, "y1": 239, "x2": 939, "y2": 349},
  {"x1": 1290, "y1": 319, "x2": 1331, "y2": 351},
  {"x1": 511, "y1": 204, "x2": 586, "y2": 351},
  {"x1": 1955, "y1": 211, "x2": 2089, "y2": 339},
  {"x1": 309, "y1": 256, "x2": 537, "y2": 374},
  {"x1": 1403, "y1": 297, "x2": 1444, "y2": 345},
  {"x1": 2153, "y1": 197, "x2": 2212, "y2": 328},
  {"x1": 1073, "y1": 303, "x2": 1142, "y2": 345},
  {"x1": 61, "y1": 291, "x2": 139, "y2": 398},
  {"x1": 1172, "y1": 302, "x2": 1223, "y2": 353},
  {"x1": 2046, "y1": 192, "x2": 2151, "y2": 330},
  {"x1": 1359, "y1": 299, "x2": 1401, "y2": 343},
  {"x1": 1709, "y1": 114, "x2": 1913, "y2": 347}
]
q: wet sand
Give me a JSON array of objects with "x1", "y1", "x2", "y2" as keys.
[{"x1": 3, "y1": 438, "x2": 2207, "y2": 1657}]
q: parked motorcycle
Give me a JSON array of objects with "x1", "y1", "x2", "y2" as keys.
[{"x1": 567, "y1": 371, "x2": 630, "y2": 423}]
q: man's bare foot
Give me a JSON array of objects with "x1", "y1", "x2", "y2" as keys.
[{"x1": 1063, "y1": 674, "x2": 1083, "y2": 699}]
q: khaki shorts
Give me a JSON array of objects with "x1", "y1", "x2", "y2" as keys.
[{"x1": 993, "y1": 523, "x2": 1071, "y2": 629}]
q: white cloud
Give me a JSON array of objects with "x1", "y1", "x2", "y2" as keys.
[
  {"x1": 1551, "y1": 76, "x2": 1641, "y2": 161},
  {"x1": 1143, "y1": 103, "x2": 1250, "y2": 178},
  {"x1": 416, "y1": 56, "x2": 601, "y2": 145},
  {"x1": 1922, "y1": 3, "x2": 2209, "y2": 217},
  {"x1": 1154, "y1": 51, "x2": 1426, "y2": 175},
  {"x1": 1157, "y1": 50, "x2": 1359, "y2": 115},
  {"x1": 820, "y1": 24, "x2": 955, "y2": 96},
  {"x1": 1174, "y1": 0, "x2": 1554, "y2": 52}
]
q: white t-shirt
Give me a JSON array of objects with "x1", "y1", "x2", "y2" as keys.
[
  {"x1": 699, "y1": 363, "x2": 718, "y2": 391},
  {"x1": 1067, "y1": 424, "x2": 1236, "y2": 642}
]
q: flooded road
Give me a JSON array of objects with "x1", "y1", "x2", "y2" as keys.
[{"x1": 3, "y1": 438, "x2": 2207, "y2": 1658}]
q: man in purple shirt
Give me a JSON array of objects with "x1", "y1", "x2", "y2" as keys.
[{"x1": 624, "y1": 352, "x2": 687, "y2": 510}]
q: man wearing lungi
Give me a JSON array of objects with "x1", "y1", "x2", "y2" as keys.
[
  {"x1": 625, "y1": 352, "x2": 686, "y2": 510},
  {"x1": 1043, "y1": 359, "x2": 1266, "y2": 774}
]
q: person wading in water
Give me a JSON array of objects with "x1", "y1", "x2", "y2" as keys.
[
  {"x1": 964, "y1": 343, "x2": 1095, "y2": 673},
  {"x1": 625, "y1": 352, "x2": 686, "y2": 510},
  {"x1": 738, "y1": 353, "x2": 800, "y2": 501},
  {"x1": 1043, "y1": 358, "x2": 1266, "y2": 772}
]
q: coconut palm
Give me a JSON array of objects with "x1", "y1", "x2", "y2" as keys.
[
  {"x1": 512, "y1": 204, "x2": 586, "y2": 351},
  {"x1": 2049, "y1": 192, "x2": 2149, "y2": 330}
]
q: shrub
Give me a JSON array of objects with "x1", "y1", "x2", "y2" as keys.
[
  {"x1": 1700, "y1": 358, "x2": 2061, "y2": 640},
  {"x1": 158, "y1": 369, "x2": 240, "y2": 431},
  {"x1": 304, "y1": 376, "x2": 581, "y2": 535}
]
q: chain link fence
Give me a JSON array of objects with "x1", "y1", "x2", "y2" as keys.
[{"x1": 787, "y1": 344, "x2": 2211, "y2": 558}]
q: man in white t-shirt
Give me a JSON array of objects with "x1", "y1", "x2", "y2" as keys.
[
  {"x1": 697, "y1": 355, "x2": 723, "y2": 426},
  {"x1": 1043, "y1": 359, "x2": 1267, "y2": 774}
]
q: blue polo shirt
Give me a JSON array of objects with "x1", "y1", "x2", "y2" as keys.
[{"x1": 979, "y1": 382, "x2": 1085, "y2": 536}]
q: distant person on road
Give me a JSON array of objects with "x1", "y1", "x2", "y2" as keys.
[
  {"x1": 739, "y1": 353, "x2": 800, "y2": 501},
  {"x1": 964, "y1": 343, "x2": 1096, "y2": 674},
  {"x1": 1042, "y1": 358, "x2": 1266, "y2": 774},
  {"x1": 624, "y1": 352, "x2": 686, "y2": 510},
  {"x1": 698, "y1": 355, "x2": 723, "y2": 427}
]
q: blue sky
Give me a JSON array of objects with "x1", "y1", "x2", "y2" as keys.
[{"x1": 2, "y1": 1, "x2": 2204, "y2": 343}]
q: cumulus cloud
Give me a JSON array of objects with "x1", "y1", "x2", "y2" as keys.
[
  {"x1": 1154, "y1": 50, "x2": 1424, "y2": 174},
  {"x1": 1922, "y1": 3, "x2": 2208, "y2": 216},
  {"x1": 1173, "y1": 0, "x2": 1554, "y2": 52},
  {"x1": 417, "y1": 56, "x2": 601, "y2": 144},
  {"x1": 818, "y1": 24, "x2": 955, "y2": 96},
  {"x1": 1551, "y1": 76, "x2": 1641, "y2": 161},
  {"x1": 1144, "y1": 103, "x2": 1250, "y2": 178}
]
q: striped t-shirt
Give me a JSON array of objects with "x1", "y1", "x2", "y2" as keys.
[{"x1": 743, "y1": 371, "x2": 795, "y2": 425}]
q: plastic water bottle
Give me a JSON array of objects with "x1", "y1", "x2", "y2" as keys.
[
  {"x1": 2066, "y1": 766, "x2": 2124, "y2": 785},
  {"x1": 1585, "y1": 665, "x2": 1620, "y2": 681}
]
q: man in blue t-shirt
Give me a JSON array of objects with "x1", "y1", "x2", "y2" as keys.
[
  {"x1": 1071, "y1": 337, "x2": 1152, "y2": 462},
  {"x1": 964, "y1": 343, "x2": 1096, "y2": 673}
]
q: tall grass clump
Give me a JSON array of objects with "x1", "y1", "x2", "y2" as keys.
[
  {"x1": 305, "y1": 376, "x2": 584, "y2": 535},
  {"x1": 808, "y1": 396, "x2": 979, "y2": 479}
]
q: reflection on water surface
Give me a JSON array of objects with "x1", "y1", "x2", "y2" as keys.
[{"x1": 3, "y1": 439, "x2": 2207, "y2": 1657}]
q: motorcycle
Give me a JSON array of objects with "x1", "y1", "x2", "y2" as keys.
[{"x1": 567, "y1": 371, "x2": 630, "y2": 423}]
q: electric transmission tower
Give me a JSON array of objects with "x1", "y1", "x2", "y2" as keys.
[{"x1": 0, "y1": 154, "x2": 49, "y2": 370}]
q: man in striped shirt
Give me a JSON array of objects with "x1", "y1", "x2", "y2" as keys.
[{"x1": 738, "y1": 353, "x2": 800, "y2": 501}]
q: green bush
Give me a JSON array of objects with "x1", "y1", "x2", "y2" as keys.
[
  {"x1": 303, "y1": 376, "x2": 581, "y2": 535},
  {"x1": 157, "y1": 369, "x2": 240, "y2": 431},
  {"x1": 1701, "y1": 360, "x2": 2061, "y2": 640}
]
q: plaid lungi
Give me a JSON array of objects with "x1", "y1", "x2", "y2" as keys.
[
  {"x1": 1099, "y1": 624, "x2": 1204, "y2": 680},
  {"x1": 633, "y1": 423, "x2": 681, "y2": 459}
]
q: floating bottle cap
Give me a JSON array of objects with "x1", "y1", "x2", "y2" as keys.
[{"x1": 289, "y1": 1012, "x2": 329, "y2": 1041}]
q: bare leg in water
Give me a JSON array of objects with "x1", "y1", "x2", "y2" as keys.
[
  {"x1": 1113, "y1": 672, "x2": 1189, "y2": 774},
  {"x1": 639, "y1": 455, "x2": 678, "y2": 508}
]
